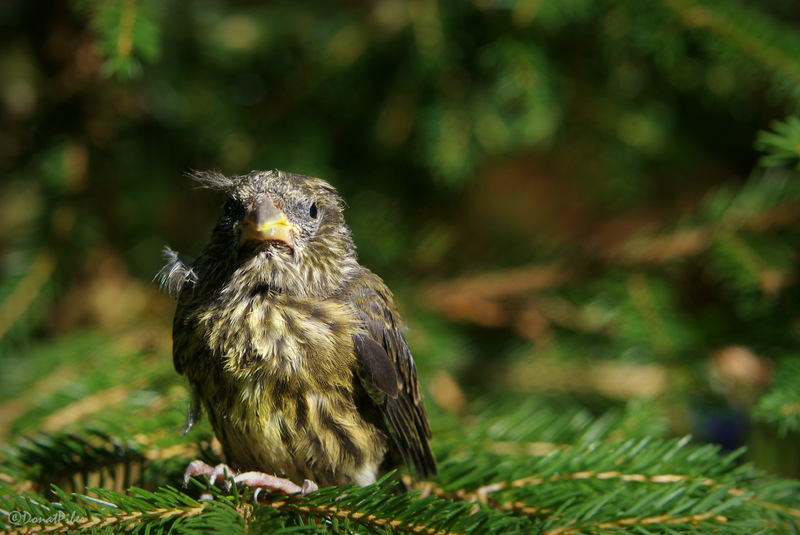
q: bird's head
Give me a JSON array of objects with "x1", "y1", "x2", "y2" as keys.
[{"x1": 194, "y1": 169, "x2": 359, "y2": 298}]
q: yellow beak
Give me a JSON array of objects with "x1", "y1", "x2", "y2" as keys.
[{"x1": 237, "y1": 195, "x2": 297, "y2": 247}]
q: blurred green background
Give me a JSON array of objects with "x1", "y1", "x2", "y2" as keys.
[{"x1": 3, "y1": 0, "x2": 800, "y2": 493}]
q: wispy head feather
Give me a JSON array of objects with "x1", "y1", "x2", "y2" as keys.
[{"x1": 188, "y1": 169, "x2": 236, "y2": 190}]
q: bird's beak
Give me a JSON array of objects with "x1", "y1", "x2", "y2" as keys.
[{"x1": 237, "y1": 194, "x2": 297, "y2": 248}]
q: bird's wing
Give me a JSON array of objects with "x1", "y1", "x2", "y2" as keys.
[
  {"x1": 169, "y1": 286, "x2": 210, "y2": 433},
  {"x1": 172, "y1": 301, "x2": 195, "y2": 376},
  {"x1": 349, "y1": 271, "x2": 437, "y2": 479},
  {"x1": 161, "y1": 247, "x2": 209, "y2": 434}
]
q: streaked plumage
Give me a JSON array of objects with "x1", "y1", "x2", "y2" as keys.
[{"x1": 160, "y1": 169, "x2": 436, "y2": 488}]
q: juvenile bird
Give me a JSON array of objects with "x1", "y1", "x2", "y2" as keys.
[{"x1": 160, "y1": 170, "x2": 436, "y2": 493}]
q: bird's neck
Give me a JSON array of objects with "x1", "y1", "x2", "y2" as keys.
[{"x1": 210, "y1": 249, "x2": 359, "y2": 299}]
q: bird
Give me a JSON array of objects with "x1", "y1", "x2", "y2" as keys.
[{"x1": 159, "y1": 169, "x2": 436, "y2": 494}]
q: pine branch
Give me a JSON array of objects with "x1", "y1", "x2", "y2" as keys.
[
  {"x1": 0, "y1": 249, "x2": 56, "y2": 343},
  {"x1": 0, "y1": 483, "x2": 211, "y2": 534},
  {"x1": 2, "y1": 404, "x2": 800, "y2": 533},
  {"x1": 753, "y1": 357, "x2": 800, "y2": 435},
  {"x1": 663, "y1": 0, "x2": 800, "y2": 91},
  {"x1": 756, "y1": 116, "x2": 800, "y2": 170},
  {"x1": 77, "y1": 0, "x2": 162, "y2": 78},
  {"x1": 0, "y1": 140, "x2": 85, "y2": 349},
  {"x1": 4, "y1": 430, "x2": 149, "y2": 496},
  {"x1": 255, "y1": 479, "x2": 517, "y2": 534},
  {"x1": 426, "y1": 426, "x2": 800, "y2": 531}
]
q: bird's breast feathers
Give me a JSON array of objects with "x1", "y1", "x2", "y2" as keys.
[{"x1": 194, "y1": 289, "x2": 361, "y2": 383}]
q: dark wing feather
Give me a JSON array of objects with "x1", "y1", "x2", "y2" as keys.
[
  {"x1": 349, "y1": 271, "x2": 437, "y2": 479},
  {"x1": 353, "y1": 334, "x2": 399, "y2": 398},
  {"x1": 171, "y1": 294, "x2": 206, "y2": 432}
]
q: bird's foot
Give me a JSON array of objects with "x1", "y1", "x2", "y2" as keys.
[
  {"x1": 183, "y1": 460, "x2": 318, "y2": 498},
  {"x1": 234, "y1": 471, "x2": 319, "y2": 498}
]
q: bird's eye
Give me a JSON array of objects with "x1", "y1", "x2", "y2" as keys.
[
  {"x1": 309, "y1": 203, "x2": 318, "y2": 219},
  {"x1": 224, "y1": 200, "x2": 236, "y2": 216},
  {"x1": 224, "y1": 199, "x2": 244, "y2": 220}
]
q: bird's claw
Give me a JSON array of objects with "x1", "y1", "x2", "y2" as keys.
[{"x1": 301, "y1": 479, "x2": 319, "y2": 494}]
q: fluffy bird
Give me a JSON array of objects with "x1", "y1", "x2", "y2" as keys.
[{"x1": 160, "y1": 169, "x2": 436, "y2": 493}]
